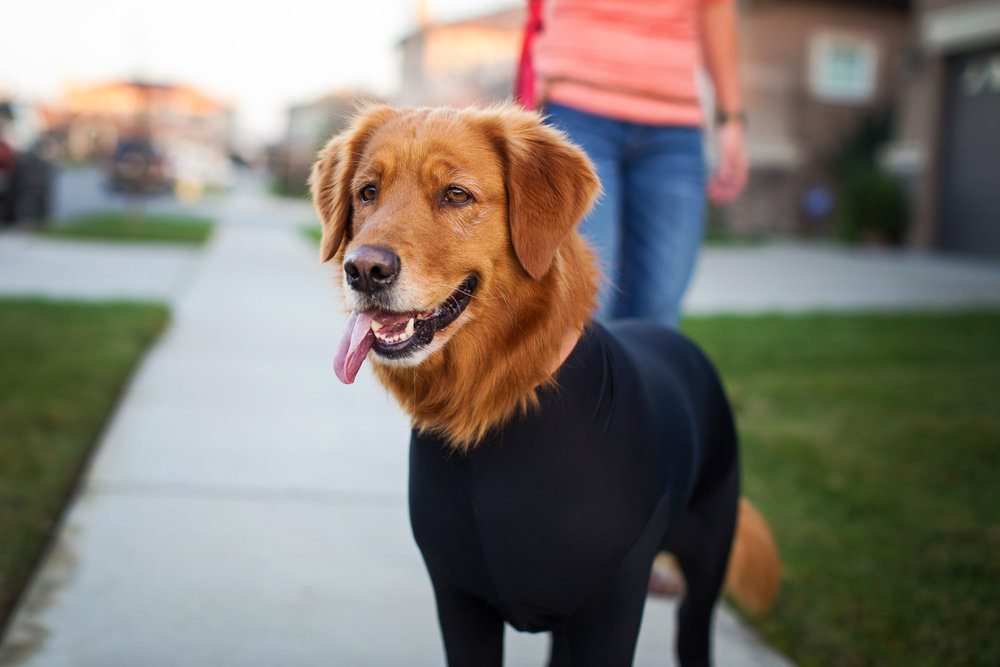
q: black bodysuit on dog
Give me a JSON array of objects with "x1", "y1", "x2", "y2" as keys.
[{"x1": 410, "y1": 321, "x2": 740, "y2": 667}]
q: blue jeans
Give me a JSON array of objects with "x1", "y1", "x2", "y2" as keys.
[{"x1": 545, "y1": 103, "x2": 707, "y2": 327}]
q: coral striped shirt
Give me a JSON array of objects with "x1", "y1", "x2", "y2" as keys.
[{"x1": 533, "y1": 0, "x2": 730, "y2": 126}]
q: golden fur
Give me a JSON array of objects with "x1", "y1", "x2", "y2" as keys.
[
  {"x1": 310, "y1": 104, "x2": 600, "y2": 449},
  {"x1": 725, "y1": 498, "x2": 782, "y2": 615},
  {"x1": 310, "y1": 103, "x2": 780, "y2": 614}
]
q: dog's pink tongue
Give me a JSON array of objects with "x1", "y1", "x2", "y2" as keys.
[{"x1": 334, "y1": 311, "x2": 375, "y2": 384}]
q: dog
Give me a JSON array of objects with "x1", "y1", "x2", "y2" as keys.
[{"x1": 310, "y1": 104, "x2": 780, "y2": 667}]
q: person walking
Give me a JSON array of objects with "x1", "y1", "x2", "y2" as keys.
[{"x1": 517, "y1": 0, "x2": 748, "y2": 326}]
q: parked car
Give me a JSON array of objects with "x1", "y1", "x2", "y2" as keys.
[
  {"x1": 0, "y1": 100, "x2": 53, "y2": 224},
  {"x1": 107, "y1": 137, "x2": 172, "y2": 193}
]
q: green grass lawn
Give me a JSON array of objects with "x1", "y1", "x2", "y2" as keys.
[
  {"x1": 683, "y1": 312, "x2": 1000, "y2": 667},
  {"x1": 302, "y1": 225, "x2": 322, "y2": 246},
  {"x1": 0, "y1": 299, "x2": 168, "y2": 628},
  {"x1": 703, "y1": 225, "x2": 769, "y2": 246},
  {"x1": 37, "y1": 211, "x2": 213, "y2": 245}
]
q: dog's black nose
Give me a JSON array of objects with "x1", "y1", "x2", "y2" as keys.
[{"x1": 343, "y1": 245, "x2": 401, "y2": 294}]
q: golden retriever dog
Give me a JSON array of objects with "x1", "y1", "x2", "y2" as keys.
[{"x1": 311, "y1": 104, "x2": 780, "y2": 667}]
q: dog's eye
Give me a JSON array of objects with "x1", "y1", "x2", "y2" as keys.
[
  {"x1": 359, "y1": 184, "x2": 378, "y2": 204},
  {"x1": 443, "y1": 186, "x2": 472, "y2": 205}
]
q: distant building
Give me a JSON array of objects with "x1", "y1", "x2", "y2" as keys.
[
  {"x1": 738, "y1": 0, "x2": 1000, "y2": 257},
  {"x1": 728, "y1": 0, "x2": 913, "y2": 236},
  {"x1": 57, "y1": 80, "x2": 233, "y2": 163},
  {"x1": 273, "y1": 91, "x2": 383, "y2": 196},
  {"x1": 398, "y1": 6, "x2": 524, "y2": 106},
  {"x1": 51, "y1": 80, "x2": 235, "y2": 192}
]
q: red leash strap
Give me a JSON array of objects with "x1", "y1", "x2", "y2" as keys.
[{"x1": 515, "y1": 0, "x2": 544, "y2": 109}]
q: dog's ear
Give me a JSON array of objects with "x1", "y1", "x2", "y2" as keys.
[
  {"x1": 309, "y1": 105, "x2": 395, "y2": 263},
  {"x1": 491, "y1": 108, "x2": 601, "y2": 280},
  {"x1": 308, "y1": 133, "x2": 349, "y2": 263}
]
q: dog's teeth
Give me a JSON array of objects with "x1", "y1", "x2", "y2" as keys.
[
  {"x1": 371, "y1": 318, "x2": 417, "y2": 345},
  {"x1": 374, "y1": 330, "x2": 409, "y2": 344}
]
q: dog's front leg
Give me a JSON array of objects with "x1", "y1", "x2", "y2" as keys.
[
  {"x1": 546, "y1": 560, "x2": 650, "y2": 667},
  {"x1": 430, "y1": 577, "x2": 504, "y2": 667},
  {"x1": 546, "y1": 512, "x2": 664, "y2": 667}
]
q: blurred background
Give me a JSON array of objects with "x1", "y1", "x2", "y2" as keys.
[
  {"x1": 1, "y1": 2, "x2": 999, "y2": 667},
  {"x1": 2, "y1": 0, "x2": 999, "y2": 252}
]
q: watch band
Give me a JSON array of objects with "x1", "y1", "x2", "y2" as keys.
[{"x1": 715, "y1": 109, "x2": 748, "y2": 127}]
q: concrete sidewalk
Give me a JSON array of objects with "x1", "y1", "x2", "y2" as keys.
[
  {"x1": 3, "y1": 194, "x2": 999, "y2": 666},
  {"x1": 687, "y1": 241, "x2": 1000, "y2": 314},
  {"x1": 0, "y1": 231, "x2": 198, "y2": 303}
]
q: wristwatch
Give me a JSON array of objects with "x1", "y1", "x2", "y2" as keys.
[{"x1": 715, "y1": 109, "x2": 747, "y2": 127}]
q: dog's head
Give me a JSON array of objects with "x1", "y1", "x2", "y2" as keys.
[{"x1": 311, "y1": 105, "x2": 600, "y2": 385}]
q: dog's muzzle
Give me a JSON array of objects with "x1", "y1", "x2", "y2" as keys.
[{"x1": 333, "y1": 274, "x2": 479, "y2": 384}]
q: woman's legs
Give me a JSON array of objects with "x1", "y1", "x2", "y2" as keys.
[
  {"x1": 545, "y1": 105, "x2": 706, "y2": 326},
  {"x1": 617, "y1": 126, "x2": 706, "y2": 327},
  {"x1": 544, "y1": 103, "x2": 624, "y2": 319}
]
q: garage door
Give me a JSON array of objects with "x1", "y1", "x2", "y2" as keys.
[{"x1": 938, "y1": 46, "x2": 1000, "y2": 256}]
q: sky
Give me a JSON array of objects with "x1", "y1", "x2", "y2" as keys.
[{"x1": 2, "y1": 0, "x2": 514, "y2": 146}]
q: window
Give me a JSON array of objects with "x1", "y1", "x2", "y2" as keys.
[{"x1": 809, "y1": 33, "x2": 878, "y2": 104}]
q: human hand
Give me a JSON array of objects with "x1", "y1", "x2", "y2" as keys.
[{"x1": 708, "y1": 122, "x2": 748, "y2": 204}]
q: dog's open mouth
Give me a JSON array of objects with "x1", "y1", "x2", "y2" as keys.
[{"x1": 334, "y1": 275, "x2": 478, "y2": 384}]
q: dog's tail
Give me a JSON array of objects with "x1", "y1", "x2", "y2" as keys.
[{"x1": 723, "y1": 497, "x2": 781, "y2": 615}]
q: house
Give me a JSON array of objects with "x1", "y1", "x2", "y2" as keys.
[
  {"x1": 58, "y1": 80, "x2": 233, "y2": 160},
  {"x1": 55, "y1": 80, "x2": 234, "y2": 190},
  {"x1": 397, "y1": 5, "x2": 524, "y2": 106},
  {"x1": 272, "y1": 90, "x2": 384, "y2": 196},
  {"x1": 728, "y1": 0, "x2": 912, "y2": 236}
]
